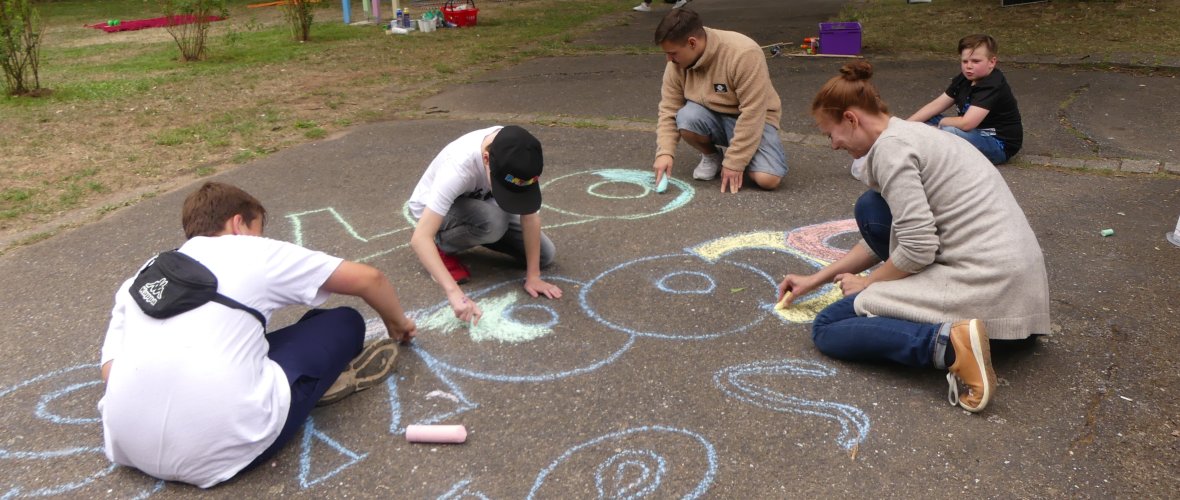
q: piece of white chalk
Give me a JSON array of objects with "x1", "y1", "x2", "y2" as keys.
[
  {"x1": 406, "y1": 424, "x2": 468, "y2": 443},
  {"x1": 655, "y1": 174, "x2": 669, "y2": 193}
]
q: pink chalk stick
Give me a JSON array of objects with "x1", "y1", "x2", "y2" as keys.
[{"x1": 406, "y1": 424, "x2": 467, "y2": 443}]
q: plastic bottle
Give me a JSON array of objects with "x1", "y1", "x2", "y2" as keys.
[{"x1": 403, "y1": 7, "x2": 412, "y2": 28}]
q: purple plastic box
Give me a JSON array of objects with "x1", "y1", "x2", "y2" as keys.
[{"x1": 819, "y1": 22, "x2": 862, "y2": 55}]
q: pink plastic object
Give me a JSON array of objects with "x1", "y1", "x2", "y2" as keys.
[{"x1": 406, "y1": 424, "x2": 468, "y2": 443}]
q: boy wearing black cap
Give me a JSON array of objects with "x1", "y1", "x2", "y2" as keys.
[{"x1": 408, "y1": 126, "x2": 562, "y2": 324}]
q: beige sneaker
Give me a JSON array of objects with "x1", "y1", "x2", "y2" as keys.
[
  {"x1": 946, "y1": 319, "x2": 997, "y2": 412},
  {"x1": 318, "y1": 339, "x2": 399, "y2": 406}
]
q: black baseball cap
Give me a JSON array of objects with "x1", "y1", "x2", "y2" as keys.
[{"x1": 488, "y1": 126, "x2": 544, "y2": 214}]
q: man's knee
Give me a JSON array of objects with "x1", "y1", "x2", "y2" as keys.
[
  {"x1": 675, "y1": 101, "x2": 710, "y2": 126},
  {"x1": 749, "y1": 171, "x2": 781, "y2": 190}
]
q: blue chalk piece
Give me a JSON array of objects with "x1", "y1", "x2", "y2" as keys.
[{"x1": 655, "y1": 174, "x2": 669, "y2": 193}]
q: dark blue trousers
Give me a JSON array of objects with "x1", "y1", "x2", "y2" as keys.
[{"x1": 244, "y1": 307, "x2": 365, "y2": 471}]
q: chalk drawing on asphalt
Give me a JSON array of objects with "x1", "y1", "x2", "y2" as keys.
[
  {"x1": 579, "y1": 254, "x2": 776, "y2": 340},
  {"x1": 19, "y1": 209, "x2": 866, "y2": 494},
  {"x1": 285, "y1": 169, "x2": 696, "y2": 264},
  {"x1": 410, "y1": 277, "x2": 637, "y2": 383},
  {"x1": 437, "y1": 478, "x2": 490, "y2": 500},
  {"x1": 714, "y1": 359, "x2": 870, "y2": 451},
  {"x1": 0, "y1": 364, "x2": 164, "y2": 499},
  {"x1": 526, "y1": 425, "x2": 717, "y2": 500},
  {"x1": 298, "y1": 417, "x2": 368, "y2": 489}
]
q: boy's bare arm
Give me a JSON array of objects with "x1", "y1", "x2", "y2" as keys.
[
  {"x1": 933, "y1": 105, "x2": 989, "y2": 132},
  {"x1": 907, "y1": 93, "x2": 954, "y2": 123},
  {"x1": 321, "y1": 261, "x2": 417, "y2": 342},
  {"x1": 520, "y1": 212, "x2": 562, "y2": 299}
]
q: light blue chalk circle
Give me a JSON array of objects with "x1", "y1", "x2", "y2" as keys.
[
  {"x1": 580, "y1": 254, "x2": 776, "y2": 340},
  {"x1": 503, "y1": 303, "x2": 559, "y2": 329},
  {"x1": 587, "y1": 179, "x2": 651, "y2": 199},
  {"x1": 541, "y1": 169, "x2": 694, "y2": 220},
  {"x1": 36, "y1": 380, "x2": 102, "y2": 425},
  {"x1": 654, "y1": 270, "x2": 716, "y2": 294}
]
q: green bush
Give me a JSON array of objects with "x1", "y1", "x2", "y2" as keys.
[
  {"x1": 159, "y1": 0, "x2": 228, "y2": 61},
  {"x1": 0, "y1": 0, "x2": 43, "y2": 95}
]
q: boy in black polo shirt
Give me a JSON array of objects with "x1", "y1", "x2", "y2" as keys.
[{"x1": 908, "y1": 34, "x2": 1023, "y2": 165}]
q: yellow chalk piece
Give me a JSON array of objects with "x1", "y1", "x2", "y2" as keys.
[{"x1": 774, "y1": 291, "x2": 793, "y2": 310}]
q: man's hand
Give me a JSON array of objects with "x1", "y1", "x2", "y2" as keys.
[
  {"x1": 524, "y1": 276, "x2": 563, "y2": 299},
  {"x1": 720, "y1": 168, "x2": 743, "y2": 194},
  {"x1": 653, "y1": 155, "x2": 674, "y2": 186}
]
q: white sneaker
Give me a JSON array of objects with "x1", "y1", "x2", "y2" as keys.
[
  {"x1": 672, "y1": 0, "x2": 690, "y2": 9},
  {"x1": 632, "y1": 2, "x2": 651, "y2": 11},
  {"x1": 692, "y1": 152, "x2": 722, "y2": 180}
]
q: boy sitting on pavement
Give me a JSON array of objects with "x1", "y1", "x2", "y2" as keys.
[
  {"x1": 99, "y1": 181, "x2": 417, "y2": 488},
  {"x1": 651, "y1": 9, "x2": 789, "y2": 194},
  {"x1": 408, "y1": 125, "x2": 562, "y2": 327},
  {"x1": 907, "y1": 34, "x2": 1024, "y2": 165}
]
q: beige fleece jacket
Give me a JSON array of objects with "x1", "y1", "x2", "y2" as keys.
[{"x1": 656, "y1": 27, "x2": 782, "y2": 173}]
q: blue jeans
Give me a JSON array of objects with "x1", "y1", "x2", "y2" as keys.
[
  {"x1": 854, "y1": 190, "x2": 891, "y2": 261},
  {"x1": 437, "y1": 196, "x2": 556, "y2": 267},
  {"x1": 675, "y1": 101, "x2": 789, "y2": 177},
  {"x1": 926, "y1": 115, "x2": 1008, "y2": 165},
  {"x1": 809, "y1": 191, "x2": 951, "y2": 369}
]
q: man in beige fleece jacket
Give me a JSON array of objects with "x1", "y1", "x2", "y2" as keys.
[{"x1": 651, "y1": 9, "x2": 788, "y2": 193}]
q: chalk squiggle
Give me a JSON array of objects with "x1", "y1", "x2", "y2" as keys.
[{"x1": 714, "y1": 359, "x2": 870, "y2": 450}]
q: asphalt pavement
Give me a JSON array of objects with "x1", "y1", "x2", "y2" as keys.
[{"x1": 1, "y1": 0, "x2": 1178, "y2": 498}]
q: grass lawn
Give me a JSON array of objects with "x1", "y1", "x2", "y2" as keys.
[
  {"x1": 840, "y1": 0, "x2": 1180, "y2": 61},
  {"x1": 0, "y1": 0, "x2": 641, "y2": 250}
]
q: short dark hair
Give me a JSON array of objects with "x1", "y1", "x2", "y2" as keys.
[
  {"x1": 181, "y1": 182, "x2": 267, "y2": 239},
  {"x1": 958, "y1": 34, "x2": 998, "y2": 57},
  {"x1": 654, "y1": 8, "x2": 705, "y2": 45}
]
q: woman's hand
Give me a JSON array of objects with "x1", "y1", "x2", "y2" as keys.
[
  {"x1": 778, "y1": 273, "x2": 823, "y2": 305},
  {"x1": 834, "y1": 273, "x2": 871, "y2": 296}
]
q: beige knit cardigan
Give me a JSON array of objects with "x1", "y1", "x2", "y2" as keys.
[{"x1": 854, "y1": 117, "x2": 1051, "y2": 340}]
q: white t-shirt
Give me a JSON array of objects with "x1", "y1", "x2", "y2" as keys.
[
  {"x1": 98, "y1": 235, "x2": 343, "y2": 488},
  {"x1": 408, "y1": 126, "x2": 502, "y2": 220}
]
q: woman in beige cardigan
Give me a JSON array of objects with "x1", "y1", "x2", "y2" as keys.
[{"x1": 779, "y1": 61, "x2": 1050, "y2": 413}]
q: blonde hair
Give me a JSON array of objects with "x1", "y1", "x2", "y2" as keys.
[{"x1": 810, "y1": 60, "x2": 890, "y2": 123}]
